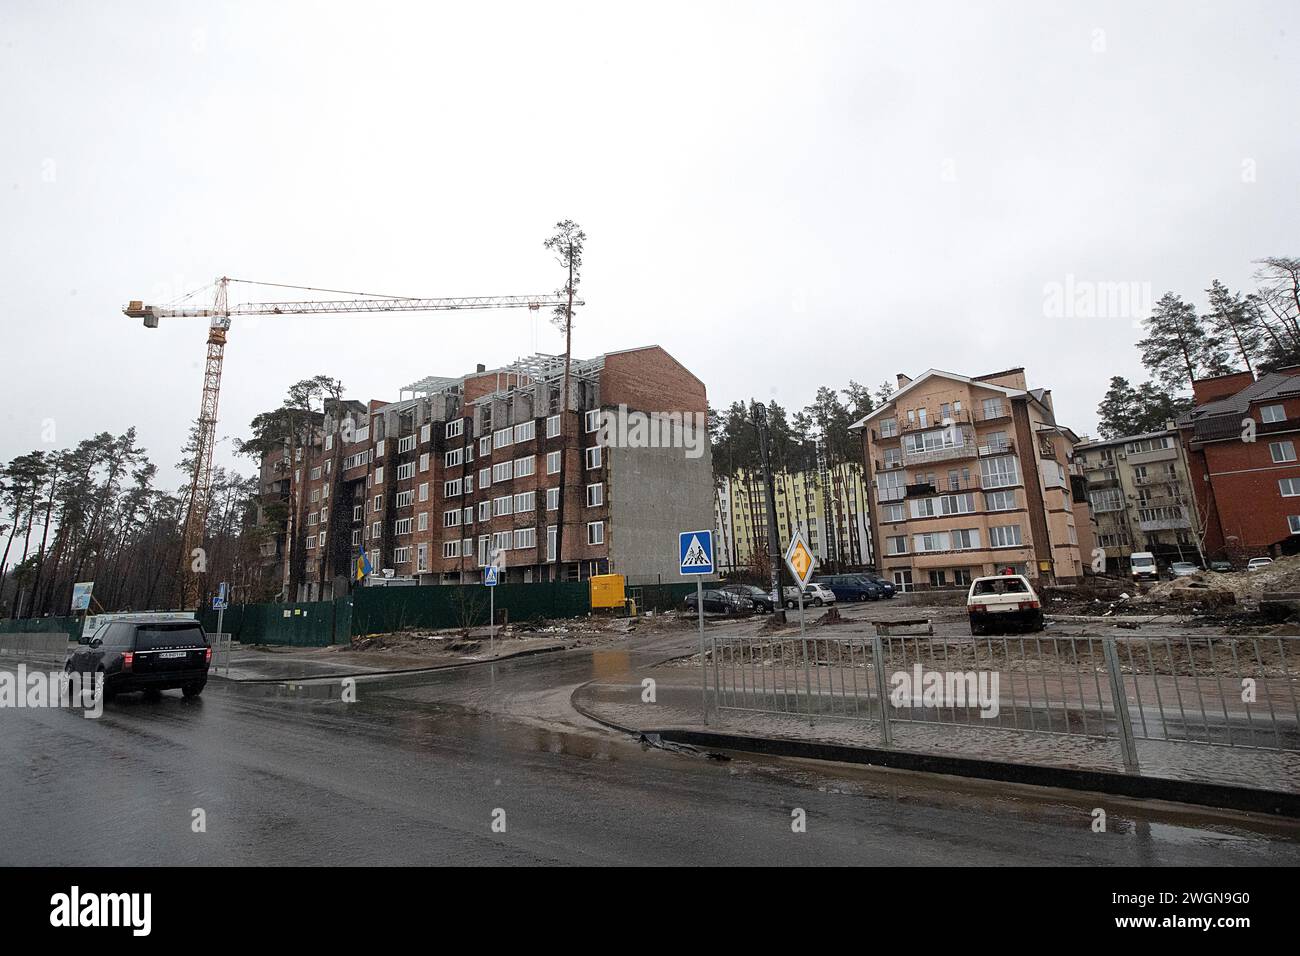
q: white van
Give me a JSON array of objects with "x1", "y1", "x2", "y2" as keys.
[{"x1": 1129, "y1": 551, "x2": 1158, "y2": 582}]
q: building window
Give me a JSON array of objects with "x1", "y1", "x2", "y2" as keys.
[
  {"x1": 879, "y1": 418, "x2": 897, "y2": 438},
  {"x1": 492, "y1": 461, "x2": 514, "y2": 483},
  {"x1": 1270, "y1": 441, "x2": 1297, "y2": 463},
  {"x1": 1261, "y1": 405, "x2": 1287, "y2": 424},
  {"x1": 310, "y1": 466, "x2": 322, "y2": 480},
  {"x1": 885, "y1": 535, "x2": 908, "y2": 556},
  {"x1": 353, "y1": 504, "x2": 364, "y2": 521},
  {"x1": 952, "y1": 529, "x2": 981, "y2": 550},
  {"x1": 980, "y1": 455, "x2": 1019, "y2": 489},
  {"x1": 494, "y1": 427, "x2": 513, "y2": 449},
  {"x1": 478, "y1": 467, "x2": 491, "y2": 488},
  {"x1": 396, "y1": 462, "x2": 415, "y2": 480},
  {"x1": 493, "y1": 496, "x2": 513, "y2": 517},
  {"x1": 492, "y1": 531, "x2": 512, "y2": 553},
  {"x1": 445, "y1": 448, "x2": 464, "y2": 468},
  {"x1": 878, "y1": 471, "x2": 904, "y2": 502},
  {"x1": 417, "y1": 543, "x2": 429, "y2": 572},
  {"x1": 418, "y1": 453, "x2": 430, "y2": 472},
  {"x1": 586, "y1": 483, "x2": 604, "y2": 507},
  {"x1": 514, "y1": 455, "x2": 536, "y2": 477},
  {"x1": 587, "y1": 521, "x2": 604, "y2": 545},
  {"x1": 394, "y1": 517, "x2": 413, "y2": 536},
  {"x1": 418, "y1": 512, "x2": 429, "y2": 532},
  {"x1": 881, "y1": 502, "x2": 905, "y2": 523},
  {"x1": 1089, "y1": 488, "x2": 1123, "y2": 512},
  {"x1": 514, "y1": 421, "x2": 536, "y2": 443},
  {"x1": 585, "y1": 446, "x2": 602, "y2": 469},
  {"x1": 1290, "y1": 516, "x2": 1300, "y2": 535},
  {"x1": 480, "y1": 436, "x2": 492, "y2": 456},
  {"x1": 547, "y1": 487, "x2": 559, "y2": 511},
  {"x1": 373, "y1": 494, "x2": 383, "y2": 512},
  {"x1": 305, "y1": 535, "x2": 317, "y2": 549},
  {"x1": 420, "y1": 423, "x2": 432, "y2": 443},
  {"x1": 985, "y1": 489, "x2": 1017, "y2": 511},
  {"x1": 514, "y1": 527, "x2": 537, "y2": 550},
  {"x1": 398, "y1": 435, "x2": 417, "y2": 453},
  {"x1": 325, "y1": 434, "x2": 334, "y2": 451},
  {"x1": 514, "y1": 491, "x2": 536, "y2": 513},
  {"x1": 352, "y1": 529, "x2": 361, "y2": 546},
  {"x1": 585, "y1": 409, "x2": 602, "y2": 432},
  {"x1": 370, "y1": 521, "x2": 381, "y2": 539},
  {"x1": 446, "y1": 419, "x2": 464, "y2": 439},
  {"x1": 547, "y1": 451, "x2": 561, "y2": 474},
  {"x1": 989, "y1": 524, "x2": 1023, "y2": 548},
  {"x1": 478, "y1": 535, "x2": 489, "y2": 566},
  {"x1": 418, "y1": 482, "x2": 429, "y2": 502},
  {"x1": 1281, "y1": 478, "x2": 1300, "y2": 497},
  {"x1": 913, "y1": 531, "x2": 949, "y2": 553},
  {"x1": 441, "y1": 540, "x2": 460, "y2": 559},
  {"x1": 547, "y1": 525, "x2": 557, "y2": 562},
  {"x1": 443, "y1": 509, "x2": 462, "y2": 528},
  {"x1": 546, "y1": 415, "x2": 561, "y2": 438},
  {"x1": 444, "y1": 478, "x2": 463, "y2": 497},
  {"x1": 981, "y1": 397, "x2": 1005, "y2": 419},
  {"x1": 395, "y1": 490, "x2": 414, "y2": 508}
]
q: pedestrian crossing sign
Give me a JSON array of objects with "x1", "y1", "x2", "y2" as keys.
[
  {"x1": 484, "y1": 566, "x2": 498, "y2": 587},
  {"x1": 679, "y1": 530, "x2": 714, "y2": 575}
]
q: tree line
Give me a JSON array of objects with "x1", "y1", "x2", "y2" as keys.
[
  {"x1": 0, "y1": 430, "x2": 258, "y2": 618},
  {"x1": 1096, "y1": 256, "x2": 1300, "y2": 438},
  {"x1": 710, "y1": 380, "x2": 893, "y2": 575}
]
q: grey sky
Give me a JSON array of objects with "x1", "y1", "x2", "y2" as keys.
[{"x1": 2, "y1": 1, "x2": 1295, "y2": 490}]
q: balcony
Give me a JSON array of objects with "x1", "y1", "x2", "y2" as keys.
[
  {"x1": 905, "y1": 481, "x2": 937, "y2": 498},
  {"x1": 977, "y1": 439, "x2": 1015, "y2": 457},
  {"x1": 900, "y1": 408, "x2": 972, "y2": 433},
  {"x1": 901, "y1": 424, "x2": 978, "y2": 467},
  {"x1": 1127, "y1": 446, "x2": 1177, "y2": 466}
]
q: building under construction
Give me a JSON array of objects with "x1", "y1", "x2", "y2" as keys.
[{"x1": 260, "y1": 346, "x2": 713, "y2": 601}]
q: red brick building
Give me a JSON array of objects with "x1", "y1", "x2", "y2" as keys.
[
  {"x1": 272, "y1": 347, "x2": 713, "y2": 601},
  {"x1": 1180, "y1": 368, "x2": 1300, "y2": 562}
]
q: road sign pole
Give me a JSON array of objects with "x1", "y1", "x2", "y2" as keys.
[
  {"x1": 489, "y1": 583, "x2": 495, "y2": 658},
  {"x1": 697, "y1": 578, "x2": 707, "y2": 724},
  {"x1": 216, "y1": 603, "x2": 225, "y2": 667}
]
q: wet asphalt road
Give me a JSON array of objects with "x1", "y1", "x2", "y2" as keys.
[{"x1": 3, "y1": 630, "x2": 1300, "y2": 866}]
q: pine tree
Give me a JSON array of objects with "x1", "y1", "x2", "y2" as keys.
[{"x1": 1138, "y1": 292, "x2": 1214, "y2": 393}]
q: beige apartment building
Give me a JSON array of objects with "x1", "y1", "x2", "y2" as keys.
[
  {"x1": 1073, "y1": 427, "x2": 1203, "y2": 572},
  {"x1": 853, "y1": 368, "x2": 1086, "y2": 591}
]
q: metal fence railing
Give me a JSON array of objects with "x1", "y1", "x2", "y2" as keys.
[{"x1": 708, "y1": 632, "x2": 1300, "y2": 769}]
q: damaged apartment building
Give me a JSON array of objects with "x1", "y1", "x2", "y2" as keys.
[
  {"x1": 853, "y1": 367, "x2": 1089, "y2": 591},
  {"x1": 270, "y1": 346, "x2": 713, "y2": 601}
]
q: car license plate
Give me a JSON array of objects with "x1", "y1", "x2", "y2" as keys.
[{"x1": 159, "y1": 651, "x2": 187, "y2": 659}]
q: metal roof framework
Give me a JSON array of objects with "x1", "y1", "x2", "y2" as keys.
[{"x1": 471, "y1": 352, "x2": 606, "y2": 405}]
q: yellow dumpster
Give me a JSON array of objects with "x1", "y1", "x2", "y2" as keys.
[{"x1": 590, "y1": 573, "x2": 626, "y2": 610}]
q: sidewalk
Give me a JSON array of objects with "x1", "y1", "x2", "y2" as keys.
[{"x1": 571, "y1": 652, "x2": 1300, "y2": 814}]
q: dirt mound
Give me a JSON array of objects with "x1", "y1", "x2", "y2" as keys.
[{"x1": 1135, "y1": 554, "x2": 1300, "y2": 605}]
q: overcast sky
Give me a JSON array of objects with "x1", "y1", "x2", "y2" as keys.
[{"x1": 2, "y1": 1, "x2": 1295, "y2": 490}]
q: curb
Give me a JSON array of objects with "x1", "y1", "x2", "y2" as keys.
[
  {"x1": 213, "y1": 641, "x2": 569, "y2": 685},
  {"x1": 569, "y1": 684, "x2": 1300, "y2": 818}
]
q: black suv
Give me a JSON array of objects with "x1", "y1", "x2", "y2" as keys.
[{"x1": 66, "y1": 618, "x2": 211, "y2": 701}]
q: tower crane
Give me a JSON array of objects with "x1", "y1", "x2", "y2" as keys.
[{"x1": 124, "y1": 277, "x2": 581, "y2": 610}]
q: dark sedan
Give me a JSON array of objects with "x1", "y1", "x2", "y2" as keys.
[
  {"x1": 722, "y1": 584, "x2": 775, "y2": 613},
  {"x1": 66, "y1": 617, "x2": 211, "y2": 701},
  {"x1": 684, "y1": 588, "x2": 752, "y2": 616}
]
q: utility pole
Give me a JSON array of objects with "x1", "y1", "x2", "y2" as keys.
[{"x1": 753, "y1": 402, "x2": 786, "y2": 624}]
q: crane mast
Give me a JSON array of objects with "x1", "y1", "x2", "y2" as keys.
[{"x1": 126, "y1": 277, "x2": 580, "y2": 610}]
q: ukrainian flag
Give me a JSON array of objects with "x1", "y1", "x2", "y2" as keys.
[{"x1": 355, "y1": 548, "x2": 372, "y2": 582}]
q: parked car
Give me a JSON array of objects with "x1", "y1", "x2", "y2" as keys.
[
  {"x1": 1248, "y1": 557, "x2": 1275, "y2": 572},
  {"x1": 966, "y1": 574, "x2": 1044, "y2": 635},
  {"x1": 813, "y1": 574, "x2": 884, "y2": 602},
  {"x1": 684, "y1": 588, "x2": 752, "y2": 616},
  {"x1": 1129, "y1": 551, "x2": 1159, "y2": 582},
  {"x1": 65, "y1": 617, "x2": 211, "y2": 701},
  {"x1": 771, "y1": 583, "x2": 837, "y2": 608},
  {"x1": 858, "y1": 573, "x2": 896, "y2": 598},
  {"x1": 722, "y1": 584, "x2": 774, "y2": 613},
  {"x1": 1208, "y1": 559, "x2": 1233, "y2": 573},
  {"x1": 1170, "y1": 562, "x2": 1200, "y2": 577}
]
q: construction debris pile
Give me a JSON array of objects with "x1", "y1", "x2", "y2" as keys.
[{"x1": 1136, "y1": 555, "x2": 1300, "y2": 606}]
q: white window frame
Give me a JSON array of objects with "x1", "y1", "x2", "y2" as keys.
[
  {"x1": 546, "y1": 415, "x2": 561, "y2": 438},
  {"x1": 1270, "y1": 441, "x2": 1297, "y2": 463},
  {"x1": 547, "y1": 450, "x2": 562, "y2": 474},
  {"x1": 584, "y1": 409, "x2": 602, "y2": 433},
  {"x1": 585, "y1": 446, "x2": 602, "y2": 469},
  {"x1": 587, "y1": 521, "x2": 605, "y2": 545},
  {"x1": 586, "y1": 483, "x2": 604, "y2": 507},
  {"x1": 446, "y1": 419, "x2": 464, "y2": 439}
]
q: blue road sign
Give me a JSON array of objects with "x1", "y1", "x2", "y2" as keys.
[
  {"x1": 483, "y1": 566, "x2": 498, "y2": 587},
  {"x1": 679, "y1": 530, "x2": 714, "y2": 575},
  {"x1": 212, "y1": 597, "x2": 227, "y2": 610}
]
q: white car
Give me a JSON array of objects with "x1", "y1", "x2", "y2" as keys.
[
  {"x1": 966, "y1": 573, "x2": 1044, "y2": 635},
  {"x1": 771, "y1": 583, "x2": 837, "y2": 608},
  {"x1": 1247, "y1": 557, "x2": 1274, "y2": 571}
]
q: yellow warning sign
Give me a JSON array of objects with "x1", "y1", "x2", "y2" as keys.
[{"x1": 784, "y1": 530, "x2": 816, "y2": 586}]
